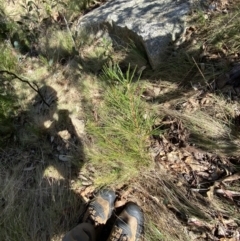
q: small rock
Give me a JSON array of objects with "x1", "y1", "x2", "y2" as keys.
[
  {"x1": 71, "y1": 118, "x2": 85, "y2": 136},
  {"x1": 58, "y1": 155, "x2": 73, "y2": 162},
  {"x1": 58, "y1": 130, "x2": 71, "y2": 140},
  {"x1": 217, "y1": 223, "x2": 226, "y2": 236},
  {"x1": 222, "y1": 9, "x2": 228, "y2": 14}
]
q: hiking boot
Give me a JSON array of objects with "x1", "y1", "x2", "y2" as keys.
[
  {"x1": 84, "y1": 189, "x2": 116, "y2": 226},
  {"x1": 107, "y1": 202, "x2": 144, "y2": 241}
]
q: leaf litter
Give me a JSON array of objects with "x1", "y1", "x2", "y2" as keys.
[{"x1": 147, "y1": 107, "x2": 240, "y2": 240}]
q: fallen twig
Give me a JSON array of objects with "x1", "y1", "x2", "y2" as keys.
[
  {"x1": 62, "y1": 13, "x2": 76, "y2": 49},
  {"x1": 221, "y1": 173, "x2": 240, "y2": 183},
  {"x1": 215, "y1": 189, "x2": 240, "y2": 197},
  {"x1": 0, "y1": 70, "x2": 50, "y2": 107},
  {"x1": 192, "y1": 57, "x2": 212, "y2": 90},
  {"x1": 190, "y1": 188, "x2": 210, "y2": 193}
]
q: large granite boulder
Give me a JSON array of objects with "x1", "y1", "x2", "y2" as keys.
[{"x1": 78, "y1": 0, "x2": 191, "y2": 69}]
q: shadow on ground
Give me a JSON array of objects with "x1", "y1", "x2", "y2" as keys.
[{"x1": 0, "y1": 84, "x2": 89, "y2": 240}]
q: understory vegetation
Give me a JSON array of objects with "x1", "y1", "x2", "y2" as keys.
[
  {"x1": 87, "y1": 64, "x2": 156, "y2": 185},
  {"x1": 1, "y1": 0, "x2": 240, "y2": 240}
]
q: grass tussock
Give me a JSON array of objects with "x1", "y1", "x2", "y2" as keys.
[
  {"x1": 0, "y1": 151, "x2": 82, "y2": 241},
  {"x1": 39, "y1": 29, "x2": 75, "y2": 64},
  {"x1": 157, "y1": 105, "x2": 238, "y2": 154},
  {"x1": 194, "y1": 3, "x2": 240, "y2": 55},
  {"x1": 134, "y1": 171, "x2": 210, "y2": 241},
  {"x1": 86, "y1": 65, "x2": 155, "y2": 186}
]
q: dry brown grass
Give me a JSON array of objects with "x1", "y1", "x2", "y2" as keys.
[
  {"x1": 0, "y1": 147, "x2": 83, "y2": 241},
  {"x1": 134, "y1": 171, "x2": 209, "y2": 241}
]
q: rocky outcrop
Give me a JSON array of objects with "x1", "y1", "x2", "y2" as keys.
[{"x1": 78, "y1": 0, "x2": 191, "y2": 69}]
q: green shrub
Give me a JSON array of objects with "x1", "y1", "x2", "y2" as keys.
[{"x1": 0, "y1": 44, "x2": 19, "y2": 145}]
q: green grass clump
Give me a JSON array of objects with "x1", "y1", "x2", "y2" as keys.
[
  {"x1": 0, "y1": 43, "x2": 19, "y2": 144},
  {"x1": 192, "y1": 3, "x2": 240, "y2": 55},
  {"x1": 0, "y1": 43, "x2": 18, "y2": 71},
  {"x1": 87, "y1": 65, "x2": 155, "y2": 185}
]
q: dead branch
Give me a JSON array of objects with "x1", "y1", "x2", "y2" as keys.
[
  {"x1": 215, "y1": 189, "x2": 240, "y2": 197},
  {"x1": 0, "y1": 70, "x2": 50, "y2": 107}
]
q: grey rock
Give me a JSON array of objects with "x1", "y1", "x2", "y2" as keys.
[
  {"x1": 58, "y1": 155, "x2": 73, "y2": 162},
  {"x1": 78, "y1": 0, "x2": 192, "y2": 69}
]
